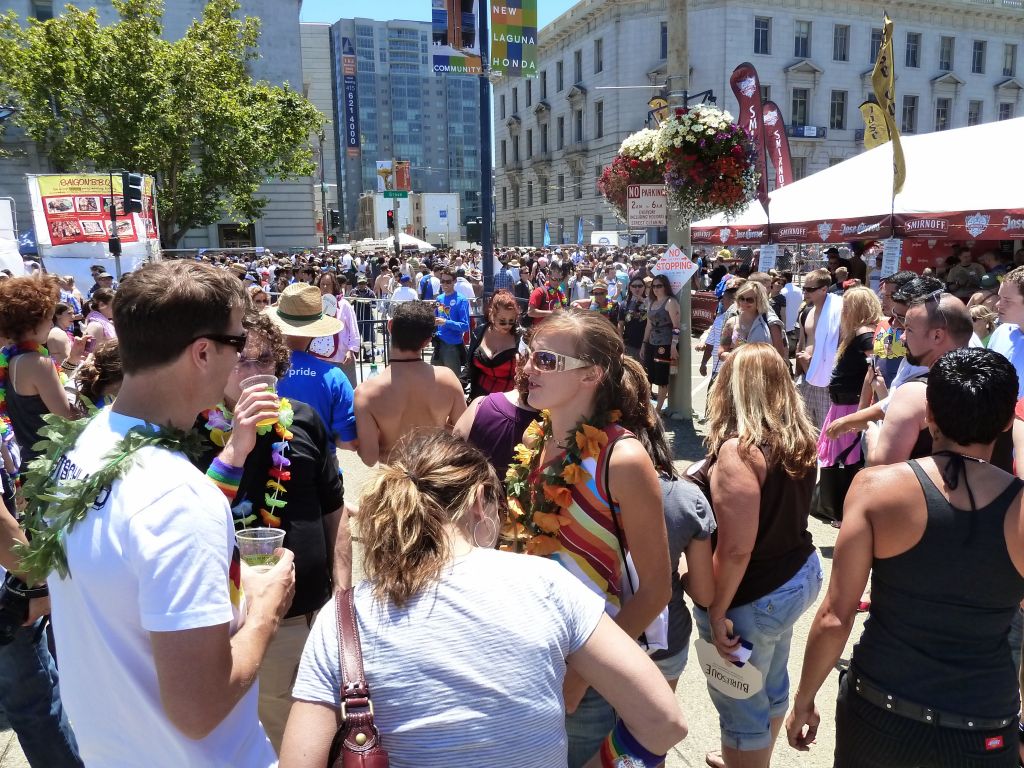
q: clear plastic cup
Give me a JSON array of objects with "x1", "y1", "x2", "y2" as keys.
[
  {"x1": 240, "y1": 374, "x2": 278, "y2": 428},
  {"x1": 235, "y1": 528, "x2": 286, "y2": 572}
]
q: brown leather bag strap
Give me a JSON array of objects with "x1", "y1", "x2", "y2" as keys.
[{"x1": 329, "y1": 589, "x2": 389, "y2": 766}]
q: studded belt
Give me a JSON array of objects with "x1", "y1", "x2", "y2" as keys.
[{"x1": 848, "y1": 667, "x2": 1015, "y2": 731}]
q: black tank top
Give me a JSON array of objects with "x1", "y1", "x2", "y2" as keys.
[
  {"x1": 7, "y1": 359, "x2": 50, "y2": 465},
  {"x1": 852, "y1": 459, "x2": 1024, "y2": 718}
]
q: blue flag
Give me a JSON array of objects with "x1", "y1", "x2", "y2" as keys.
[
  {"x1": 543, "y1": 220, "x2": 551, "y2": 247},
  {"x1": 576, "y1": 218, "x2": 584, "y2": 246}
]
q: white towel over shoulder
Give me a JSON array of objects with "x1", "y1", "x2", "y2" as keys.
[{"x1": 806, "y1": 293, "x2": 843, "y2": 388}]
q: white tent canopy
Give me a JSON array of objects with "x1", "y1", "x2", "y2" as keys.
[{"x1": 693, "y1": 116, "x2": 1024, "y2": 244}]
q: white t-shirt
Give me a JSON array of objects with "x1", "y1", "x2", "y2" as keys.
[
  {"x1": 293, "y1": 547, "x2": 604, "y2": 768},
  {"x1": 48, "y1": 410, "x2": 276, "y2": 768},
  {"x1": 390, "y1": 285, "x2": 418, "y2": 303},
  {"x1": 780, "y1": 282, "x2": 802, "y2": 331},
  {"x1": 454, "y1": 277, "x2": 476, "y2": 300},
  {"x1": 988, "y1": 323, "x2": 1024, "y2": 397}
]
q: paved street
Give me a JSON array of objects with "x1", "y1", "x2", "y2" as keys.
[{"x1": 0, "y1": 352, "x2": 858, "y2": 767}]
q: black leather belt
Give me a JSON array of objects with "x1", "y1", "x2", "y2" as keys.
[{"x1": 848, "y1": 668, "x2": 1015, "y2": 731}]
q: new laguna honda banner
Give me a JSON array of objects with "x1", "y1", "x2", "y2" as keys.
[
  {"x1": 761, "y1": 101, "x2": 794, "y2": 191},
  {"x1": 490, "y1": 0, "x2": 537, "y2": 77},
  {"x1": 729, "y1": 62, "x2": 769, "y2": 214}
]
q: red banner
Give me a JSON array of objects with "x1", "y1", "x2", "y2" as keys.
[
  {"x1": 729, "y1": 62, "x2": 769, "y2": 214},
  {"x1": 692, "y1": 225, "x2": 770, "y2": 245},
  {"x1": 761, "y1": 101, "x2": 794, "y2": 191}
]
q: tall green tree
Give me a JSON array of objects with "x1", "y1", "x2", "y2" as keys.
[{"x1": 0, "y1": 0, "x2": 324, "y2": 247}]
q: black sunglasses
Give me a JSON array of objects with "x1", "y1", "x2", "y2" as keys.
[{"x1": 194, "y1": 332, "x2": 248, "y2": 352}]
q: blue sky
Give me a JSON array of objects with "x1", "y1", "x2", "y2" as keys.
[{"x1": 299, "y1": 0, "x2": 576, "y2": 28}]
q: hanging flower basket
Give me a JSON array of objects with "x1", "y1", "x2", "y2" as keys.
[
  {"x1": 653, "y1": 105, "x2": 759, "y2": 223},
  {"x1": 597, "y1": 128, "x2": 663, "y2": 222}
]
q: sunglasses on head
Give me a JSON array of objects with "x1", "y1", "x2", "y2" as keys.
[
  {"x1": 194, "y1": 332, "x2": 248, "y2": 353},
  {"x1": 528, "y1": 349, "x2": 591, "y2": 372}
]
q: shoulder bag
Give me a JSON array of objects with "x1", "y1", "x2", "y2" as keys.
[{"x1": 326, "y1": 589, "x2": 390, "y2": 768}]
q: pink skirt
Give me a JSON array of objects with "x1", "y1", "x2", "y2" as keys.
[{"x1": 817, "y1": 402, "x2": 862, "y2": 466}]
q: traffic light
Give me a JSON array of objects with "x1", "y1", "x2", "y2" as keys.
[
  {"x1": 328, "y1": 209, "x2": 341, "y2": 230},
  {"x1": 121, "y1": 172, "x2": 144, "y2": 214},
  {"x1": 386, "y1": 209, "x2": 395, "y2": 232}
]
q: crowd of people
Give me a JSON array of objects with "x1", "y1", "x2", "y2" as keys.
[{"x1": 0, "y1": 238, "x2": 1023, "y2": 768}]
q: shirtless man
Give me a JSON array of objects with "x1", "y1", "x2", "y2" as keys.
[
  {"x1": 795, "y1": 268, "x2": 840, "y2": 429},
  {"x1": 354, "y1": 301, "x2": 466, "y2": 466}
]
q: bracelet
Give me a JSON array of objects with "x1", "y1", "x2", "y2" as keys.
[
  {"x1": 207, "y1": 457, "x2": 243, "y2": 501},
  {"x1": 61, "y1": 360, "x2": 77, "y2": 372},
  {"x1": 600, "y1": 719, "x2": 665, "y2": 767},
  {"x1": 672, "y1": 328, "x2": 680, "y2": 336}
]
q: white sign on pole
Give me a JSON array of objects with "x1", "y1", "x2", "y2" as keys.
[
  {"x1": 758, "y1": 244, "x2": 779, "y2": 272},
  {"x1": 626, "y1": 184, "x2": 667, "y2": 228},
  {"x1": 653, "y1": 244, "x2": 699, "y2": 294},
  {"x1": 880, "y1": 238, "x2": 903, "y2": 278}
]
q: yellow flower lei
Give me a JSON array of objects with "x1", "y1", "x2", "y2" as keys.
[{"x1": 504, "y1": 408, "x2": 621, "y2": 555}]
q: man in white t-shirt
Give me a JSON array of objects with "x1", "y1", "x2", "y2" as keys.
[
  {"x1": 454, "y1": 268, "x2": 476, "y2": 301},
  {"x1": 46, "y1": 261, "x2": 295, "y2": 766},
  {"x1": 390, "y1": 274, "x2": 419, "y2": 303}
]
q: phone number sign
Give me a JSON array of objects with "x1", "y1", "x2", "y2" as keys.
[{"x1": 626, "y1": 184, "x2": 667, "y2": 228}]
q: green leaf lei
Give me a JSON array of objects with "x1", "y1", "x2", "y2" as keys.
[{"x1": 14, "y1": 409, "x2": 205, "y2": 584}]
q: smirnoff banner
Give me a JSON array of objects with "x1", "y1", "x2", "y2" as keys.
[
  {"x1": 490, "y1": 0, "x2": 537, "y2": 76},
  {"x1": 895, "y1": 210, "x2": 1024, "y2": 240},
  {"x1": 729, "y1": 62, "x2": 769, "y2": 213},
  {"x1": 761, "y1": 101, "x2": 794, "y2": 190}
]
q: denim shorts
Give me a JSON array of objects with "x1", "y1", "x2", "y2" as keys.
[
  {"x1": 652, "y1": 644, "x2": 689, "y2": 681},
  {"x1": 694, "y1": 552, "x2": 823, "y2": 751}
]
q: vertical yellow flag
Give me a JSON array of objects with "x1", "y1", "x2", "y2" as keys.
[
  {"x1": 858, "y1": 102, "x2": 889, "y2": 149},
  {"x1": 869, "y1": 14, "x2": 906, "y2": 194}
]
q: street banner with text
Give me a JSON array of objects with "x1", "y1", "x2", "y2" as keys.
[
  {"x1": 761, "y1": 101, "x2": 794, "y2": 190},
  {"x1": 341, "y1": 37, "x2": 361, "y2": 157},
  {"x1": 490, "y1": 0, "x2": 537, "y2": 77},
  {"x1": 627, "y1": 184, "x2": 667, "y2": 228},
  {"x1": 729, "y1": 62, "x2": 769, "y2": 213},
  {"x1": 394, "y1": 161, "x2": 412, "y2": 191},
  {"x1": 431, "y1": 0, "x2": 482, "y2": 75}
]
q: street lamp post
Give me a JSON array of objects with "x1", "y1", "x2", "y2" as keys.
[{"x1": 666, "y1": 0, "x2": 693, "y2": 420}]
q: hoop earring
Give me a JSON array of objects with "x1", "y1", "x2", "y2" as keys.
[{"x1": 473, "y1": 514, "x2": 499, "y2": 549}]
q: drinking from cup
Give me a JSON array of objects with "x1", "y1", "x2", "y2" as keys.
[
  {"x1": 240, "y1": 373, "x2": 279, "y2": 427},
  {"x1": 235, "y1": 528, "x2": 286, "y2": 572}
]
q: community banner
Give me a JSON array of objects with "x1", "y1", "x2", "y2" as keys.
[
  {"x1": 870, "y1": 14, "x2": 906, "y2": 195},
  {"x1": 341, "y1": 37, "x2": 361, "y2": 158},
  {"x1": 490, "y1": 0, "x2": 537, "y2": 77},
  {"x1": 431, "y1": 0, "x2": 482, "y2": 75},
  {"x1": 29, "y1": 174, "x2": 157, "y2": 248},
  {"x1": 729, "y1": 62, "x2": 769, "y2": 214},
  {"x1": 761, "y1": 101, "x2": 794, "y2": 191}
]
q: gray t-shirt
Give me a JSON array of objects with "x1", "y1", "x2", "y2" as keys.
[
  {"x1": 649, "y1": 476, "x2": 716, "y2": 661},
  {"x1": 293, "y1": 547, "x2": 605, "y2": 768}
]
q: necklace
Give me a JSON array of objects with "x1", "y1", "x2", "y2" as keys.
[
  {"x1": 505, "y1": 408, "x2": 621, "y2": 556},
  {"x1": 0, "y1": 342, "x2": 62, "y2": 430},
  {"x1": 544, "y1": 282, "x2": 568, "y2": 310},
  {"x1": 201, "y1": 399, "x2": 295, "y2": 528}
]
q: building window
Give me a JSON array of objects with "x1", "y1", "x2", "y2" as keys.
[
  {"x1": 791, "y1": 87, "x2": 809, "y2": 126},
  {"x1": 541, "y1": 124, "x2": 549, "y2": 153},
  {"x1": 829, "y1": 90, "x2": 847, "y2": 130},
  {"x1": 833, "y1": 24, "x2": 849, "y2": 62},
  {"x1": 792, "y1": 156, "x2": 807, "y2": 180},
  {"x1": 500, "y1": 95, "x2": 506, "y2": 119},
  {"x1": 870, "y1": 28, "x2": 882, "y2": 64},
  {"x1": 558, "y1": 174, "x2": 565, "y2": 202},
  {"x1": 594, "y1": 214, "x2": 603, "y2": 231},
  {"x1": 502, "y1": 223, "x2": 508, "y2": 244},
  {"x1": 557, "y1": 218, "x2": 565, "y2": 241},
  {"x1": 557, "y1": 116, "x2": 565, "y2": 149},
  {"x1": 594, "y1": 38, "x2": 603, "y2": 73},
  {"x1": 794, "y1": 20, "x2": 811, "y2": 58},
  {"x1": 574, "y1": 49, "x2": 582, "y2": 84},
  {"x1": 901, "y1": 95, "x2": 918, "y2": 133},
  {"x1": 540, "y1": 183, "x2": 548, "y2": 204},
  {"x1": 512, "y1": 186, "x2": 520, "y2": 209},
  {"x1": 500, "y1": 140, "x2": 507, "y2": 166},
  {"x1": 935, "y1": 97, "x2": 951, "y2": 131},
  {"x1": 905, "y1": 32, "x2": 920, "y2": 68},
  {"x1": 526, "y1": 79, "x2": 532, "y2": 106},
  {"x1": 660, "y1": 22, "x2": 668, "y2": 60},
  {"x1": 540, "y1": 70, "x2": 547, "y2": 99},
  {"x1": 30, "y1": 1, "x2": 53, "y2": 20},
  {"x1": 939, "y1": 36, "x2": 955, "y2": 71},
  {"x1": 527, "y1": 181, "x2": 533, "y2": 207},
  {"x1": 760, "y1": 84, "x2": 771, "y2": 103},
  {"x1": 594, "y1": 101, "x2": 604, "y2": 139},
  {"x1": 968, "y1": 99, "x2": 983, "y2": 126},
  {"x1": 574, "y1": 108, "x2": 584, "y2": 143},
  {"x1": 526, "y1": 129, "x2": 533, "y2": 158},
  {"x1": 512, "y1": 136, "x2": 520, "y2": 162},
  {"x1": 1004, "y1": 43, "x2": 1017, "y2": 77},
  {"x1": 502, "y1": 187, "x2": 508, "y2": 210},
  {"x1": 973, "y1": 40, "x2": 987, "y2": 74},
  {"x1": 574, "y1": 171, "x2": 583, "y2": 200},
  {"x1": 556, "y1": 61, "x2": 564, "y2": 91},
  {"x1": 754, "y1": 16, "x2": 771, "y2": 55},
  {"x1": 594, "y1": 164, "x2": 602, "y2": 184},
  {"x1": 512, "y1": 87, "x2": 518, "y2": 114},
  {"x1": 1000, "y1": 102, "x2": 1015, "y2": 120},
  {"x1": 527, "y1": 221, "x2": 534, "y2": 245}
]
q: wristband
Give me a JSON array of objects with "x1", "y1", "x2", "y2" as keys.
[
  {"x1": 207, "y1": 457, "x2": 243, "y2": 501},
  {"x1": 600, "y1": 719, "x2": 665, "y2": 767},
  {"x1": 672, "y1": 328, "x2": 680, "y2": 336}
]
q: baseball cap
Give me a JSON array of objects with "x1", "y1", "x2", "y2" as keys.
[{"x1": 400, "y1": 274, "x2": 411, "y2": 283}]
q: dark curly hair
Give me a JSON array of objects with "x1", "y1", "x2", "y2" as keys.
[
  {"x1": 242, "y1": 311, "x2": 291, "y2": 379},
  {"x1": 76, "y1": 339, "x2": 122, "y2": 407},
  {"x1": 0, "y1": 274, "x2": 60, "y2": 342}
]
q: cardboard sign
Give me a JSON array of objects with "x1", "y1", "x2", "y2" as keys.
[
  {"x1": 694, "y1": 639, "x2": 764, "y2": 700},
  {"x1": 626, "y1": 184, "x2": 667, "y2": 228},
  {"x1": 653, "y1": 244, "x2": 699, "y2": 294},
  {"x1": 880, "y1": 238, "x2": 903, "y2": 278}
]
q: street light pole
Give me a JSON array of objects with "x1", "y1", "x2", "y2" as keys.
[
  {"x1": 478, "y1": 2, "x2": 494, "y2": 294},
  {"x1": 666, "y1": 0, "x2": 693, "y2": 420},
  {"x1": 318, "y1": 131, "x2": 328, "y2": 252}
]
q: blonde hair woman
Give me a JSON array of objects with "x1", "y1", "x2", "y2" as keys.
[
  {"x1": 970, "y1": 304, "x2": 997, "y2": 346},
  {"x1": 694, "y1": 343, "x2": 822, "y2": 768},
  {"x1": 718, "y1": 281, "x2": 772, "y2": 362},
  {"x1": 815, "y1": 286, "x2": 882, "y2": 494},
  {"x1": 282, "y1": 430, "x2": 686, "y2": 768}
]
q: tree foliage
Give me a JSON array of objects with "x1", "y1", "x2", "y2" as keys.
[{"x1": 0, "y1": 0, "x2": 324, "y2": 246}]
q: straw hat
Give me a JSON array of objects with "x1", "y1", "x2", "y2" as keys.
[{"x1": 265, "y1": 283, "x2": 342, "y2": 337}]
